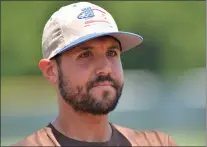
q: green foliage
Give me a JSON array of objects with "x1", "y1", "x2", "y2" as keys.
[{"x1": 1, "y1": 1, "x2": 205, "y2": 76}]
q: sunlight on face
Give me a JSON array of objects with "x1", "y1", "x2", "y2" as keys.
[{"x1": 56, "y1": 36, "x2": 124, "y2": 115}]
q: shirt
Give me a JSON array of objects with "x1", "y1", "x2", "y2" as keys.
[{"x1": 48, "y1": 123, "x2": 131, "y2": 146}]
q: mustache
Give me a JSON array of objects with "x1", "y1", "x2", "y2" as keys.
[{"x1": 87, "y1": 75, "x2": 120, "y2": 90}]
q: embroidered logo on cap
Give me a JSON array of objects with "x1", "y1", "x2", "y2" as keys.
[{"x1": 77, "y1": 7, "x2": 95, "y2": 19}]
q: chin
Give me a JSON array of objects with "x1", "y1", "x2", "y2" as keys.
[
  {"x1": 91, "y1": 85, "x2": 115, "y2": 95},
  {"x1": 91, "y1": 90, "x2": 116, "y2": 100}
]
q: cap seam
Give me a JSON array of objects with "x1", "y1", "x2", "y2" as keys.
[{"x1": 51, "y1": 19, "x2": 66, "y2": 57}]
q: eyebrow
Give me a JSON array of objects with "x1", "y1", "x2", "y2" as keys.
[
  {"x1": 108, "y1": 44, "x2": 121, "y2": 51},
  {"x1": 79, "y1": 46, "x2": 94, "y2": 50},
  {"x1": 78, "y1": 44, "x2": 121, "y2": 51}
]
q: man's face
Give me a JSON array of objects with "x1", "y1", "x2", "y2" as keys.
[{"x1": 55, "y1": 36, "x2": 124, "y2": 115}]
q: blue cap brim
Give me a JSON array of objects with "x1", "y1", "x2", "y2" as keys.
[{"x1": 56, "y1": 31, "x2": 143, "y2": 56}]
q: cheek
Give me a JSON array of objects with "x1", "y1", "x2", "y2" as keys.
[
  {"x1": 59, "y1": 56, "x2": 93, "y2": 88},
  {"x1": 112, "y1": 60, "x2": 124, "y2": 83},
  {"x1": 65, "y1": 58, "x2": 124, "y2": 85},
  {"x1": 70, "y1": 64, "x2": 92, "y2": 84}
]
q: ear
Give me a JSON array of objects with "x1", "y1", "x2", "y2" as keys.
[{"x1": 39, "y1": 59, "x2": 58, "y2": 85}]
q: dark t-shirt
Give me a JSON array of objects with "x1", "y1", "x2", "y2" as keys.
[{"x1": 47, "y1": 123, "x2": 132, "y2": 146}]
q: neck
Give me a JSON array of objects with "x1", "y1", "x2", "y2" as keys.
[{"x1": 52, "y1": 102, "x2": 112, "y2": 142}]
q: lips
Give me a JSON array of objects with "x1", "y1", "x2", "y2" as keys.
[{"x1": 93, "y1": 81, "x2": 113, "y2": 87}]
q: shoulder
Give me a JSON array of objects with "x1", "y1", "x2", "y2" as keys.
[
  {"x1": 11, "y1": 127, "x2": 58, "y2": 146},
  {"x1": 112, "y1": 123, "x2": 177, "y2": 146}
]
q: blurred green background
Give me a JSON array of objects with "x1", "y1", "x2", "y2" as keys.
[{"x1": 1, "y1": 1, "x2": 206, "y2": 146}]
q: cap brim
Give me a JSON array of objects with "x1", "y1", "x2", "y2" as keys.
[{"x1": 57, "y1": 31, "x2": 143, "y2": 56}]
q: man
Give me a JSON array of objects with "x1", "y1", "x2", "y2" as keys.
[{"x1": 13, "y1": 2, "x2": 177, "y2": 146}]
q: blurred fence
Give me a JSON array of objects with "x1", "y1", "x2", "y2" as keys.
[{"x1": 1, "y1": 69, "x2": 206, "y2": 146}]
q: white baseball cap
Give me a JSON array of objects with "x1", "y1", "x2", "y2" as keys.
[{"x1": 42, "y1": 2, "x2": 143, "y2": 59}]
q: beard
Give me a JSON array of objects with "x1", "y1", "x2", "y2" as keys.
[{"x1": 57, "y1": 67, "x2": 123, "y2": 115}]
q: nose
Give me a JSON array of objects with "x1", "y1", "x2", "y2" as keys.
[{"x1": 95, "y1": 57, "x2": 112, "y2": 76}]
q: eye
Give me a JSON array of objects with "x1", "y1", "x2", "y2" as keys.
[
  {"x1": 107, "y1": 50, "x2": 118, "y2": 57},
  {"x1": 79, "y1": 51, "x2": 92, "y2": 58}
]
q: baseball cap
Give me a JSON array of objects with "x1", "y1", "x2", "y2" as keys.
[{"x1": 42, "y1": 2, "x2": 143, "y2": 59}]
